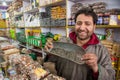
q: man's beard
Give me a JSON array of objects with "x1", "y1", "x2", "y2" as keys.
[{"x1": 75, "y1": 30, "x2": 91, "y2": 40}]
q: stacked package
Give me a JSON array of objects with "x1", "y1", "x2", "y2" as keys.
[
  {"x1": 101, "y1": 40, "x2": 120, "y2": 56},
  {"x1": 90, "y1": 2, "x2": 106, "y2": 13},
  {"x1": 101, "y1": 40, "x2": 120, "y2": 68}
]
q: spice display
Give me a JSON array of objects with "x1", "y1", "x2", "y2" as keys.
[
  {"x1": 40, "y1": 6, "x2": 66, "y2": 27},
  {"x1": 71, "y1": 2, "x2": 83, "y2": 18},
  {"x1": 8, "y1": 54, "x2": 49, "y2": 80},
  {"x1": 51, "y1": 6, "x2": 66, "y2": 19},
  {"x1": 40, "y1": 0, "x2": 62, "y2": 6}
]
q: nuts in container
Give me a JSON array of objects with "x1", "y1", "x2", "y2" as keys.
[{"x1": 43, "y1": 74, "x2": 66, "y2": 80}]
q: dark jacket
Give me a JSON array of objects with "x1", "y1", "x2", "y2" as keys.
[{"x1": 46, "y1": 32, "x2": 115, "y2": 80}]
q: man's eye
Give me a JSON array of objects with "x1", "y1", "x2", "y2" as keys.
[
  {"x1": 76, "y1": 22, "x2": 82, "y2": 25},
  {"x1": 85, "y1": 22, "x2": 91, "y2": 26}
]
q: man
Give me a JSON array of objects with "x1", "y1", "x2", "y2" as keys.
[{"x1": 45, "y1": 8, "x2": 115, "y2": 80}]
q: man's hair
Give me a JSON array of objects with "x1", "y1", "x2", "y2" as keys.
[{"x1": 74, "y1": 8, "x2": 98, "y2": 24}]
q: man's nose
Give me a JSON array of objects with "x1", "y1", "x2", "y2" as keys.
[{"x1": 79, "y1": 23, "x2": 86, "y2": 30}]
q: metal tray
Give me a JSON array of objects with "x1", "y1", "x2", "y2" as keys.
[{"x1": 45, "y1": 42, "x2": 85, "y2": 64}]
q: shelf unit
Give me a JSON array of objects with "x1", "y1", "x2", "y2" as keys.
[
  {"x1": 6, "y1": 0, "x2": 120, "y2": 79},
  {"x1": 66, "y1": 0, "x2": 120, "y2": 41},
  {"x1": 6, "y1": 0, "x2": 120, "y2": 40},
  {"x1": 39, "y1": 0, "x2": 65, "y2": 7},
  {"x1": 68, "y1": 25, "x2": 120, "y2": 28}
]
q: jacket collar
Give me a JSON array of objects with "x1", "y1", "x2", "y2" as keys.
[{"x1": 69, "y1": 32, "x2": 99, "y2": 49}]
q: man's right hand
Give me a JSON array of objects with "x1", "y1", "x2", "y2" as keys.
[{"x1": 44, "y1": 40, "x2": 53, "y2": 51}]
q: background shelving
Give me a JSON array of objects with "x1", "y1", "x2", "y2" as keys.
[
  {"x1": 5, "y1": 0, "x2": 120, "y2": 42},
  {"x1": 39, "y1": 0, "x2": 65, "y2": 7},
  {"x1": 5, "y1": 0, "x2": 120, "y2": 45},
  {"x1": 66, "y1": 0, "x2": 120, "y2": 42},
  {"x1": 2, "y1": 0, "x2": 120, "y2": 80},
  {"x1": 68, "y1": 25, "x2": 120, "y2": 28}
]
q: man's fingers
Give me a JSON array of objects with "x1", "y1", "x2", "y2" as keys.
[
  {"x1": 44, "y1": 45, "x2": 49, "y2": 51},
  {"x1": 44, "y1": 42, "x2": 53, "y2": 51}
]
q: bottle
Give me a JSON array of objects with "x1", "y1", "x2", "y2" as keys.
[
  {"x1": 103, "y1": 12, "x2": 110, "y2": 25},
  {"x1": 97, "y1": 13, "x2": 103, "y2": 25}
]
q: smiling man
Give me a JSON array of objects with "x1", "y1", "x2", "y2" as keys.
[
  {"x1": 45, "y1": 8, "x2": 115, "y2": 80},
  {"x1": 69, "y1": 8, "x2": 115, "y2": 80}
]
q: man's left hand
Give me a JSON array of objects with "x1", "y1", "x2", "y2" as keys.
[{"x1": 82, "y1": 53, "x2": 98, "y2": 73}]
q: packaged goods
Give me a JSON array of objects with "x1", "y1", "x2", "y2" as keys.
[
  {"x1": 103, "y1": 13, "x2": 110, "y2": 25},
  {"x1": 8, "y1": 54, "x2": 50, "y2": 80},
  {"x1": 0, "y1": 30, "x2": 6, "y2": 36},
  {"x1": 33, "y1": 68, "x2": 48, "y2": 79},
  {"x1": 51, "y1": 6, "x2": 66, "y2": 19},
  {"x1": 43, "y1": 74, "x2": 66, "y2": 80},
  {"x1": 0, "y1": 37, "x2": 9, "y2": 42},
  {"x1": 105, "y1": 29, "x2": 114, "y2": 41},
  {"x1": 3, "y1": 48, "x2": 20, "y2": 55},
  {"x1": 71, "y1": 3, "x2": 83, "y2": 18},
  {"x1": 101, "y1": 40, "x2": 113, "y2": 55},
  {"x1": 91, "y1": 2, "x2": 106, "y2": 7},
  {"x1": 1, "y1": 45, "x2": 15, "y2": 51},
  {"x1": 117, "y1": 15, "x2": 120, "y2": 25},
  {"x1": 43, "y1": 62, "x2": 57, "y2": 75},
  {"x1": 97, "y1": 13, "x2": 103, "y2": 25},
  {"x1": 110, "y1": 55, "x2": 118, "y2": 68},
  {"x1": 3, "y1": 48, "x2": 20, "y2": 61},
  {"x1": 109, "y1": 15, "x2": 118, "y2": 25},
  {"x1": 0, "y1": 41, "x2": 10, "y2": 49},
  {"x1": 101, "y1": 40, "x2": 120, "y2": 56}
]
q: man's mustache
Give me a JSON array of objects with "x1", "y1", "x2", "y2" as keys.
[{"x1": 77, "y1": 30, "x2": 86, "y2": 33}]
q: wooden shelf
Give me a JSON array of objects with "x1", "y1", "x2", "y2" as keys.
[
  {"x1": 10, "y1": 25, "x2": 15, "y2": 28},
  {"x1": 18, "y1": 44, "x2": 26, "y2": 48},
  {"x1": 16, "y1": 26, "x2": 41, "y2": 28},
  {"x1": 96, "y1": 25, "x2": 120, "y2": 28},
  {"x1": 16, "y1": 27, "x2": 25, "y2": 28},
  {"x1": 41, "y1": 26, "x2": 66, "y2": 28},
  {"x1": 39, "y1": 0, "x2": 65, "y2": 7},
  {"x1": 15, "y1": 26, "x2": 66, "y2": 28},
  {"x1": 67, "y1": 26, "x2": 74, "y2": 28},
  {"x1": 24, "y1": 8, "x2": 39, "y2": 13},
  {"x1": 67, "y1": 25, "x2": 120, "y2": 28},
  {"x1": 68, "y1": 0, "x2": 80, "y2": 2},
  {"x1": 17, "y1": 26, "x2": 66, "y2": 28},
  {"x1": 19, "y1": 44, "x2": 42, "y2": 53},
  {"x1": 0, "y1": 27, "x2": 7, "y2": 29},
  {"x1": 25, "y1": 26, "x2": 40, "y2": 28},
  {"x1": 14, "y1": 12, "x2": 23, "y2": 17},
  {"x1": 23, "y1": 0, "x2": 30, "y2": 2}
]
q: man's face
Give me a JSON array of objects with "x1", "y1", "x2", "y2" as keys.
[{"x1": 75, "y1": 14, "x2": 96, "y2": 40}]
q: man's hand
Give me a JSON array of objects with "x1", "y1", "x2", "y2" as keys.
[
  {"x1": 82, "y1": 53, "x2": 98, "y2": 73},
  {"x1": 44, "y1": 41, "x2": 53, "y2": 51}
]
